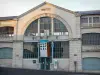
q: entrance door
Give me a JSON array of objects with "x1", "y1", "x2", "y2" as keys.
[{"x1": 40, "y1": 57, "x2": 51, "y2": 70}]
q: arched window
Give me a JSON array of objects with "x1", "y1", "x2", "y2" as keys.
[
  {"x1": 25, "y1": 19, "x2": 38, "y2": 36},
  {"x1": 24, "y1": 17, "x2": 68, "y2": 36},
  {"x1": 0, "y1": 47, "x2": 13, "y2": 59},
  {"x1": 0, "y1": 26, "x2": 14, "y2": 37},
  {"x1": 53, "y1": 18, "x2": 68, "y2": 35},
  {"x1": 82, "y1": 33, "x2": 100, "y2": 45}
]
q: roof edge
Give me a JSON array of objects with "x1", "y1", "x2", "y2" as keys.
[
  {"x1": 17, "y1": 2, "x2": 77, "y2": 19},
  {"x1": 17, "y1": 2, "x2": 46, "y2": 18},
  {"x1": 0, "y1": 16, "x2": 18, "y2": 21}
]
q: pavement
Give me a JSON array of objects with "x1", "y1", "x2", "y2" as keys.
[{"x1": 0, "y1": 67, "x2": 99, "y2": 75}]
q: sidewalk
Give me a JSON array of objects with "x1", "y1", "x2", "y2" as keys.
[{"x1": 0, "y1": 67, "x2": 99, "y2": 75}]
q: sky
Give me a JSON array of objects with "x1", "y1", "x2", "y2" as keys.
[{"x1": 0, "y1": 0, "x2": 100, "y2": 17}]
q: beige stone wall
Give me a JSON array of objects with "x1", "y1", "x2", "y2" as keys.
[
  {"x1": 0, "y1": 59, "x2": 12, "y2": 67},
  {"x1": 12, "y1": 42, "x2": 23, "y2": 68},
  {"x1": 23, "y1": 59, "x2": 39, "y2": 69},
  {"x1": 0, "y1": 43, "x2": 13, "y2": 48},
  {"x1": 0, "y1": 20, "x2": 17, "y2": 27},
  {"x1": 69, "y1": 40, "x2": 82, "y2": 72},
  {"x1": 81, "y1": 28, "x2": 100, "y2": 34},
  {"x1": 82, "y1": 52, "x2": 100, "y2": 58},
  {"x1": 52, "y1": 59, "x2": 69, "y2": 71}
]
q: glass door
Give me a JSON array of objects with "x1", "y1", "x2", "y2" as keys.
[{"x1": 39, "y1": 57, "x2": 51, "y2": 70}]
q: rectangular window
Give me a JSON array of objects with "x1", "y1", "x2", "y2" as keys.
[
  {"x1": 81, "y1": 18, "x2": 88, "y2": 23},
  {"x1": 93, "y1": 17, "x2": 100, "y2": 23},
  {"x1": 53, "y1": 41, "x2": 69, "y2": 58},
  {"x1": 23, "y1": 42, "x2": 38, "y2": 58},
  {"x1": 89, "y1": 17, "x2": 92, "y2": 23},
  {"x1": 0, "y1": 48, "x2": 12, "y2": 59},
  {"x1": 82, "y1": 33, "x2": 100, "y2": 45}
]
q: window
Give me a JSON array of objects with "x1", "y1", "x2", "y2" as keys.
[
  {"x1": 81, "y1": 16, "x2": 100, "y2": 27},
  {"x1": 81, "y1": 18, "x2": 88, "y2": 23},
  {"x1": 93, "y1": 17, "x2": 100, "y2": 23},
  {"x1": 40, "y1": 17, "x2": 51, "y2": 36},
  {"x1": 53, "y1": 18, "x2": 68, "y2": 35},
  {"x1": 23, "y1": 42, "x2": 38, "y2": 58},
  {"x1": 53, "y1": 41, "x2": 69, "y2": 58},
  {"x1": 25, "y1": 19, "x2": 38, "y2": 36},
  {"x1": 82, "y1": 33, "x2": 100, "y2": 45},
  {"x1": 24, "y1": 17, "x2": 68, "y2": 36},
  {"x1": 0, "y1": 47, "x2": 12, "y2": 59},
  {"x1": 89, "y1": 17, "x2": 92, "y2": 23},
  {"x1": 0, "y1": 26, "x2": 14, "y2": 37}
]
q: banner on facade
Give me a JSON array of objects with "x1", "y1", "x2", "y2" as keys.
[{"x1": 39, "y1": 40, "x2": 50, "y2": 57}]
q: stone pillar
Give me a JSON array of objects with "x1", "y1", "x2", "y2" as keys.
[
  {"x1": 12, "y1": 19, "x2": 23, "y2": 68},
  {"x1": 12, "y1": 41, "x2": 23, "y2": 68},
  {"x1": 69, "y1": 39, "x2": 82, "y2": 72}
]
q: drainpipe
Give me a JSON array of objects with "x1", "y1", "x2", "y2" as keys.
[{"x1": 74, "y1": 61, "x2": 77, "y2": 72}]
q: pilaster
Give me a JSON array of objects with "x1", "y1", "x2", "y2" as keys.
[
  {"x1": 12, "y1": 40, "x2": 23, "y2": 68},
  {"x1": 69, "y1": 39, "x2": 82, "y2": 72}
]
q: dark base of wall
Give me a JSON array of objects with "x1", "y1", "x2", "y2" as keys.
[{"x1": 0, "y1": 67, "x2": 99, "y2": 75}]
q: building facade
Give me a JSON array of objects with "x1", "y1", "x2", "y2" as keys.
[{"x1": 0, "y1": 2, "x2": 100, "y2": 72}]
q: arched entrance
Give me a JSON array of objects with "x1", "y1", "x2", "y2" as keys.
[{"x1": 23, "y1": 16, "x2": 70, "y2": 70}]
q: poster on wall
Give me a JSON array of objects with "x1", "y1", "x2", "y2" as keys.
[{"x1": 39, "y1": 40, "x2": 50, "y2": 57}]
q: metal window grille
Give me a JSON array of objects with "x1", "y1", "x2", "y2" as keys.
[
  {"x1": 23, "y1": 42, "x2": 38, "y2": 58},
  {"x1": 82, "y1": 33, "x2": 100, "y2": 45},
  {"x1": 53, "y1": 41, "x2": 69, "y2": 58}
]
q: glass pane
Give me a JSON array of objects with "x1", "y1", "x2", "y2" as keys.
[
  {"x1": 40, "y1": 17, "x2": 51, "y2": 36},
  {"x1": 53, "y1": 18, "x2": 68, "y2": 35},
  {"x1": 81, "y1": 18, "x2": 88, "y2": 23},
  {"x1": 0, "y1": 48, "x2": 12, "y2": 59},
  {"x1": 93, "y1": 17, "x2": 99, "y2": 23},
  {"x1": 25, "y1": 20, "x2": 38, "y2": 36},
  {"x1": 0, "y1": 27, "x2": 14, "y2": 37},
  {"x1": 23, "y1": 42, "x2": 38, "y2": 58},
  {"x1": 89, "y1": 17, "x2": 92, "y2": 23},
  {"x1": 82, "y1": 33, "x2": 100, "y2": 45},
  {"x1": 53, "y1": 41, "x2": 69, "y2": 58}
]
